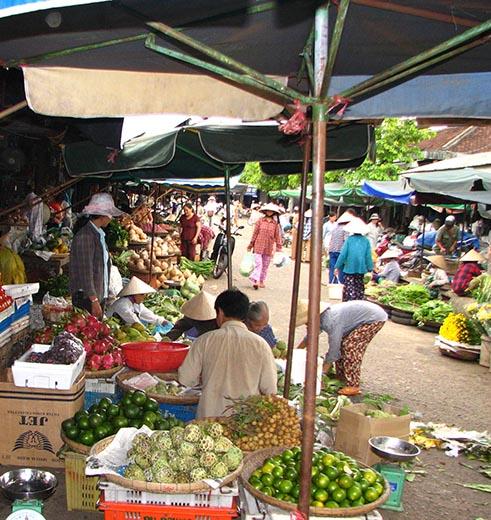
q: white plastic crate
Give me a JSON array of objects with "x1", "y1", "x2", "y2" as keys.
[
  {"x1": 100, "y1": 481, "x2": 238, "y2": 508},
  {"x1": 12, "y1": 344, "x2": 86, "y2": 389},
  {"x1": 3, "y1": 283, "x2": 39, "y2": 298}
]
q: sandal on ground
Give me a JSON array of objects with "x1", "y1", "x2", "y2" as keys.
[
  {"x1": 338, "y1": 386, "x2": 361, "y2": 396},
  {"x1": 259, "y1": 282, "x2": 265, "y2": 288},
  {"x1": 253, "y1": 284, "x2": 259, "y2": 290}
]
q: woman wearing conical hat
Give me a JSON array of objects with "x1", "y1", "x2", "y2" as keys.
[
  {"x1": 167, "y1": 291, "x2": 218, "y2": 341},
  {"x1": 451, "y1": 249, "x2": 484, "y2": 296},
  {"x1": 106, "y1": 277, "x2": 170, "y2": 327}
]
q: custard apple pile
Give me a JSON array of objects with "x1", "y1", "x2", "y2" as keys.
[{"x1": 124, "y1": 422, "x2": 243, "y2": 483}]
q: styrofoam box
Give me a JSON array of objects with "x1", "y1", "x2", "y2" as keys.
[
  {"x1": 12, "y1": 344, "x2": 86, "y2": 390},
  {"x1": 100, "y1": 481, "x2": 238, "y2": 507},
  {"x1": 0, "y1": 327, "x2": 12, "y2": 347},
  {"x1": 3, "y1": 283, "x2": 39, "y2": 298}
]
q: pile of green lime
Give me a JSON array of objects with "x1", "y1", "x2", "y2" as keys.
[
  {"x1": 61, "y1": 390, "x2": 185, "y2": 446},
  {"x1": 248, "y1": 447, "x2": 386, "y2": 509}
]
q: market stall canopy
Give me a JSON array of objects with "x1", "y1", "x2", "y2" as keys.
[
  {"x1": 0, "y1": 1, "x2": 489, "y2": 119},
  {"x1": 362, "y1": 179, "x2": 414, "y2": 205},
  {"x1": 62, "y1": 122, "x2": 373, "y2": 178},
  {"x1": 269, "y1": 183, "x2": 386, "y2": 207},
  {"x1": 126, "y1": 175, "x2": 242, "y2": 193},
  {"x1": 402, "y1": 152, "x2": 491, "y2": 205}
]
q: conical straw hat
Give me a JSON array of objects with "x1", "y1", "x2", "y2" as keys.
[
  {"x1": 460, "y1": 249, "x2": 484, "y2": 263},
  {"x1": 427, "y1": 255, "x2": 449, "y2": 271},
  {"x1": 337, "y1": 211, "x2": 355, "y2": 224},
  {"x1": 259, "y1": 203, "x2": 281, "y2": 215},
  {"x1": 295, "y1": 299, "x2": 330, "y2": 328},
  {"x1": 345, "y1": 217, "x2": 369, "y2": 235},
  {"x1": 379, "y1": 249, "x2": 401, "y2": 260},
  {"x1": 181, "y1": 291, "x2": 216, "y2": 321},
  {"x1": 118, "y1": 276, "x2": 156, "y2": 297}
]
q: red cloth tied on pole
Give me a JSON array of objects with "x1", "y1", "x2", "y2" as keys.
[
  {"x1": 279, "y1": 100, "x2": 308, "y2": 135},
  {"x1": 328, "y1": 95, "x2": 351, "y2": 117},
  {"x1": 106, "y1": 148, "x2": 119, "y2": 164},
  {"x1": 290, "y1": 510, "x2": 307, "y2": 520}
]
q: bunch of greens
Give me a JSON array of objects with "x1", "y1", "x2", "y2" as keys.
[
  {"x1": 470, "y1": 273, "x2": 491, "y2": 304},
  {"x1": 379, "y1": 283, "x2": 430, "y2": 312},
  {"x1": 413, "y1": 300, "x2": 453, "y2": 325},
  {"x1": 105, "y1": 220, "x2": 129, "y2": 250},
  {"x1": 144, "y1": 292, "x2": 185, "y2": 323},
  {"x1": 40, "y1": 274, "x2": 69, "y2": 297},
  {"x1": 112, "y1": 250, "x2": 133, "y2": 278},
  {"x1": 180, "y1": 257, "x2": 214, "y2": 277}
]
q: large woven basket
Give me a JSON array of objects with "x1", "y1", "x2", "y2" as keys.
[
  {"x1": 240, "y1": 447, "x2": 390, "y2": 518},
  {"x1": 89, "y1": 435, "x2": 243, "y2": 493},
  {"x1": 61, "y1": 431, "x2": 91, "y2": 455},
  {"x1": 116, "y1": 370, "x2": 199, "y2": 405}
]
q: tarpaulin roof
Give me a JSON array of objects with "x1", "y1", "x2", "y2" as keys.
[
  {"x1": 0, "y1": 1, "x2": 489, "y2": 119},
  {"x1": 126, "y1": 175, "x2": 241, "y2": 193},
  {"x1": 269, "y1": 183, "x2": 387, "y2": 207},
  {"x1": 362, "y1": 179, "x2": 413, "y2": 204},
  {"x1": 63, "y1": 122, "x2": 372, "y2": 179},
  {"x1": 402, "y1": 153, "x2": 491, "y2": 205}
]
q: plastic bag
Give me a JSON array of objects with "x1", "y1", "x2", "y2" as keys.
[
  {"x1": 0, "y1": 247, "x2": 27, "y2": 284},
  {"x1": 239, "y1": 252, "x2": 255, "y2": 277},
  {"x1": 273, "y1": 252, "x2": 289, "y2": 268}
]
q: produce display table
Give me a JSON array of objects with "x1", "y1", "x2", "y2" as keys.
[{"x1": 21, "y1": 250, "x2": 69, "y2": 283}]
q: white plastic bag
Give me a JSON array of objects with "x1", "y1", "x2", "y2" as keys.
[
  {"x1": 273, "y1": 252, "x2": 289, "y2": 268},
  {"x1": 239, "y1": 252, "x2": 255, "y2": 277}
]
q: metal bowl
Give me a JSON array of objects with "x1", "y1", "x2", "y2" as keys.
[
  {"x1": 0, "y1": 469, "x2": 58, "y2": 501},
  {"x1": 369, "y1": 436, "x2": 421, "y2": 462}
]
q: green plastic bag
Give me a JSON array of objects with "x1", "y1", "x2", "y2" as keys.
[{"x1": 239, "y1": 252, "x2": 254, "y2": 277}]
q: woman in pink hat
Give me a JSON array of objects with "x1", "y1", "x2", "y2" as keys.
[
  {"x1": 247, "y1": 203, "x2": 283, "y2": 290},
  {"x1": 69, "y1": 193, "x2": 123, "y2": 317}
]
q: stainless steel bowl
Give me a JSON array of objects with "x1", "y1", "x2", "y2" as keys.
[
  {"x1": 0, "y1": 469, "x2": 58, "y2": 501},
  {"x1": 369, "y1": 436, "x2": 421, "y2": 462}
]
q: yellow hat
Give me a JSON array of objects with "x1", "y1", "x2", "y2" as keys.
[
  {"x1": 181, "y1": 291, "x2": 216, "y2": 321},
  {"x1": 118, "y1": 276, "x2": 156, "y2": 297},
  {"x1": 460, "y1": 249, "x2": 484, "y2": 263},
  {"x1": 295, "y1": 299, "x2": 330, "y2": 327},
  {"x1": 427, "y1": 255, "x2": 449, "y2": 271}
]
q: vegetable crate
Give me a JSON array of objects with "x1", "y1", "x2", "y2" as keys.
[
  {"x1": 65, "y1": 450, "x2": 100, "y2": 511},
  {"x1": 84, "y1": 378, "x2": 123, "y2": 410},
  {"x1": 100, "y1": 481, "x2": 238, "y2": 507},
  {"x1": 374, "y1": 463, "x2": 405, "y2": 512},
  {"x1": 159, "y1": 401, "x2": 198, "y2": 422},
  {"x1": 98, "y1": 497, "x2": 238, "y2": 520}
]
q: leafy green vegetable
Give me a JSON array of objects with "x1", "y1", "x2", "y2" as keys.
[
  {"x1": 112, "y1": 250, "x2": 133, "y2": 278},
  {"x1": 180, "y1": 257, "x2": 214, "y2": 276},
  {"x1": 413, "y1": 300, "x2": 453, "y2": 325},
  {"x1": 379, "y1": 283, "x2": 430, "y2": 311},
  {"x1": 105, "y1": 220, "x2": 129, "y2": 249},
  {"x1": 470, "y1": 274, "x2": 491, "y2": 304},
  {"x1": 40, "y1": 274, "x2": 69, "y2": 297}
]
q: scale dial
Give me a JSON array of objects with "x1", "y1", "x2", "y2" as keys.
[{"x1": 6, "y1": 510, "x2": 46, "y2": 520}]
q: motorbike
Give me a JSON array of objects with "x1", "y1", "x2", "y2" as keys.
[{"x1": 210, "y1": 224, "x2": 244, "y2": 279}]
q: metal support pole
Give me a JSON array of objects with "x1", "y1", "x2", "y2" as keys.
[
  {"x1": 459, "y1": 204, "x2": 467, "y2": 256},
  {"x1": 225, "y1": 167, "x2": 233, "y2": 289},
  {"x1": 148, "y1": 190, "x2": 157, "y2": 283},
  {"x1": 299, "y1": 5, "x2": 328, "y2": 516},
  {"x1": 299, "y1": 103, "x2": 326, "y2": 519},
  {"x1": 0, "y1": 100, "x2": 27, "y2": 120},
  {"x1": 284, "y1": 134, "x2": 312, "y2": 398},
  {"x1": 419, "y1": 205, "x2": 426, "y2": 274}
]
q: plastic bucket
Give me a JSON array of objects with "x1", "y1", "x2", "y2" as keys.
[{"x1": 326, "y1": 283, "x2": 344, "y2": 300}]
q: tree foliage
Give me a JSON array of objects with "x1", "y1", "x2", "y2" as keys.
[{"x1": 239, "y1": 118, "x2": 436, "y2": 191}]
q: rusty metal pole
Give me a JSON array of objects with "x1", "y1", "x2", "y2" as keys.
[
  {"x1": 225, "y1": 167, "x2": 233, "y2": 289},
  {"x1": 298, "y1": 3, "x2": 328, "y2": 517},
  {"x1": 284, "y1": 135, "x2": 311, "y2": 398}
]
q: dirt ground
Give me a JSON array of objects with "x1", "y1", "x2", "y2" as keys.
[{"x1": 0, "y1": 220, "x2": 488, "y2": 520}]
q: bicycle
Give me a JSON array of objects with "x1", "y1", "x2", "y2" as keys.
[{"x1": 210, "y1": 224, "x2": 244, "y2": 279}]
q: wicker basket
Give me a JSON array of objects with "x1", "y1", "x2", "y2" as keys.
[
  {"x1": 116, "y1": 370, "x2": 199, "y2": 405},
  {"x1": 84, "y1": 366, "x2": 124, "y2": 379},
  {"x1": 240, "y1": 447, "x2": 390, "y2": 518},
  {"x1": 61, "y1": 431, "x2": 91, "y2": 455},
  {"x1": 89, "y1": 435, "x2": 244, "y2": 494}
]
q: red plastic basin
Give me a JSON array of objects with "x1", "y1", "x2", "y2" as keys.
[{"x1": 121, "y1": 341, "x2": 190, "y2": 372}]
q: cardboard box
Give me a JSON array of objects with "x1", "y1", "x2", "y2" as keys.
[
  {"x1": 334, "y1": 403, "x2": 411, "y2": 466},
  {"x1": 0, "y1": 370, "x2": 85, "y2": 468}
]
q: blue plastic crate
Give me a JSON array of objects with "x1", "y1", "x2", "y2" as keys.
[
  {"x1": 83, "y1": 380, "x2": 123, "y2": 410},
  {"x1": 158, "y1": 402, "x2": 198, "y2": 422},
  {"x1": 12, "y1": 300, "x2": 30, "y2": 322},
  {"x1": 0, "y1": 314, "x2": 12, "y2": 334}
]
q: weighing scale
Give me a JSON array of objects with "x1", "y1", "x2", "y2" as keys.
[
  {"x1": 368, "y1": 436, "x2": 421, "y2": 512},
  {"x1": 0, "y1": 468, "x2": 57, "y2": 520}
]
